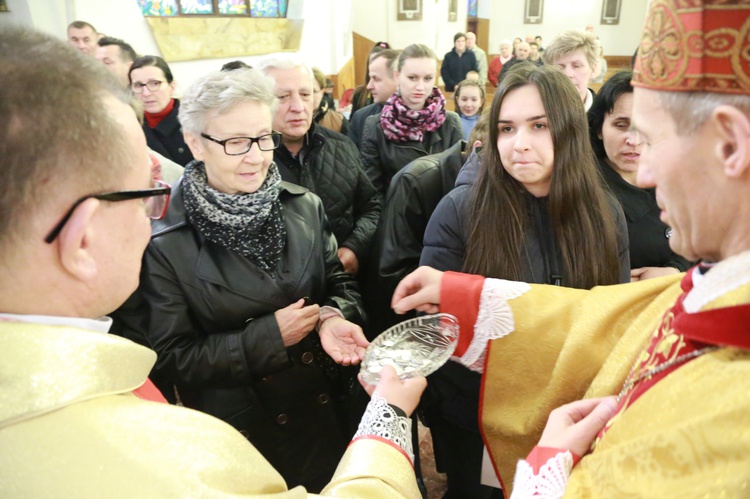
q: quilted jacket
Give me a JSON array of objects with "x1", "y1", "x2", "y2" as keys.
[{"x1": 274, "y1": 123, "x2": 381, "y2": 263}]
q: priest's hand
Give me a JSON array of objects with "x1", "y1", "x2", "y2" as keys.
[
  {"x1": 391, "y1": 266, "x2": 444, "y2": 315},
  {"x1": 319, "y1": 316, "x2": 369, "y2": 366},
  {"x1": 358, "y1": 365, "x2": 427, "y2": 417},
  {"x1": 538, "y1": 397, "x2": 618, "y2": 458}
]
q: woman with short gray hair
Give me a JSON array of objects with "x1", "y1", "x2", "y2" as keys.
[{"x1": 129, "y1": 67, "x2": 369, "y2": 492}]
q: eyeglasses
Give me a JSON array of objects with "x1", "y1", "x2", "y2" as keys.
[
  {"x1": 44, "y1": 179, "x2": 171, "y2": 244},
  {"x1": 131, "y1": 80, "x2": 164, "y2": 94},
  {"x1": 200, "y1": 132, "x2": 282, "y2": 155}
]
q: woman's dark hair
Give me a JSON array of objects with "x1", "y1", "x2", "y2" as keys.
[
  {"x1": 221, "y1": 60, "x2": 251, "y2": 72},
  {"x1": 464, "y1": 63, "x2": 621, "y2": 288},
  {"x1": 128, "y1": 55, "x2": 174, "y2": 85},
  {"x1": 588, "y1": 70, "x2": 633, "y2": 160}
]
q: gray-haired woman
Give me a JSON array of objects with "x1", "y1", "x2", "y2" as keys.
[{"x1": 127, "y1": 68, "x2": 369, "y2": 492}]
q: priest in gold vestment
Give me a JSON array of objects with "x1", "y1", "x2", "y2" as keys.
[
  {"x1": 0, "y1": 27, "x2": 423, "y2": 498},
  {"x1": 393, "y1": 1, "x2": 750, "y2": 496}
]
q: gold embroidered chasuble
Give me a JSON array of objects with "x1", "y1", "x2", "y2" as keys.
[
  {"x1": 442, "y1": 252, "x2": 750, "y2": 497},
  {"x1": 0, "y1": 323, "x2": 420, "y2": 498}
]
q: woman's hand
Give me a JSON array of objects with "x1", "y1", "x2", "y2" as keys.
[
  {"x1": 391, "y1": 266, "x2": 444, "y2": 315},
  {"x1": 337, "y1": 247, "x2": 360, "y2": 275},
  {"x1": 358, "y1": 365, "x2": 427, "y2": 417},
  {"x1": 275, "y1": 299, "x2": 320, "y2": 347},
  {"x1": 630, "y1": 266, "x2": 680, "y2": 282},
  {"x1": 319, "y1": 316, "x2": 369, "y2": 365},
  {"x1": 538, "y1": 397, "x2": 618, "y2": 458}
]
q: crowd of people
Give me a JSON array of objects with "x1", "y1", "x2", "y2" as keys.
[{"x1": 2, "y1": 1, "x2": 750, "y2": 497}]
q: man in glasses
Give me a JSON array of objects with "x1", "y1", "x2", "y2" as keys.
[{"x1": 0, "y1": 27, "x2": 425, "y2": 497}]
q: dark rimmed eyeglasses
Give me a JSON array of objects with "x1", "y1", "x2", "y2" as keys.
[
  {"x1": 200, "y1": 132, "x2": 282, "y2": 155},
  {"x1": 44, "y1": 180, "x2": 171, "y2": 244},
  {"x1": 131, "y1": 80, "x2": 164, "y2": 94}
]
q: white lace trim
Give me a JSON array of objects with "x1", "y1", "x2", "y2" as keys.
[
  {"x1": 683, "y1": 250, "x2": 750, "y2": 313},
  {"x1": 352, "y1": 392, "x2": 413, "y2": 463},
  {"x1": 510, "y1": 451, "x2": 573, "y2": 499},
  {"x1": 456, "y1": 278, "x2": 531, "y2": 372}
]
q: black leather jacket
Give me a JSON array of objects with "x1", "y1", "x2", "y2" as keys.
[
  {"x1": 132, "y1": 178, "x2": 365, "y2": 491},
  {"x1": 360, "y1": 141, "x2": 468, "y2": 338},
  {"x1": 360, "y1": 110, "x2": 463, "y2": 194}
]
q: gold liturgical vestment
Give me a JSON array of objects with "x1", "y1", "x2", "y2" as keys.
[
  {"x1": 0, "y1": 323, "x2": 420, "y2": 498},
  {"x1": 441, "y1": 250, "x2": 750, "y2": 497}
]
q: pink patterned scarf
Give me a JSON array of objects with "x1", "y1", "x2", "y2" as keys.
[{"x1": 380, "y1": 87, "x2": 447, "y2": 142}]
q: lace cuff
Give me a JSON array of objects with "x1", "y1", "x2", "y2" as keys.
[
  {"x1": 456, "y1": 278, "x2": 531, "y2": 372},
  {"x1": 510, "y1": 451, "x2": 573, "y2": 499},
  {"x1": 352, "y1": 392, "x2": 413, "y2": 463}
]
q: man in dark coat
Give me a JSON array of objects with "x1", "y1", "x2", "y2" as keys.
[
  {"x1": 498, "y1": 41, "x2": 542, "y2": 84},
  {"x1": 348, "y1": 49, "x2": 399, "y2": 149},
  {"x1": 441, "y1": 32, "x2": 478, "y2": 92},
  {"x1": 258, "y1": 56, "x2": 381, "y2": 275}
]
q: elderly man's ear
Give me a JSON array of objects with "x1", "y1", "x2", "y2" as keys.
[
  {"x1": 712, "y1": 105, "x2": 750, "y2": 178},
  {"x1": 57, "y1": 198, "x2": 100, "y2": 281}
]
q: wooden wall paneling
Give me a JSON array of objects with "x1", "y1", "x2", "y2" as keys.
[
  {"x1": 353, "y1": 32, "x2": 376, "y2": 87},
  {"x1": 475, "y1": 18, "x2": 489, "y2": 53},
  {"x1": 331, "y1": 56, "x2": 356, "y2": 100}
]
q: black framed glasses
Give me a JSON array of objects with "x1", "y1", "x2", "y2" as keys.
[
  {"x1": 44, "y1": 180, "x2": 171, "y2": 244},
  {"x1": 200, "y1": 132, "x2": 282, "y2": 155},
  {"x1": 131, "y1": 80, "x2": 164, "y2": 94}
]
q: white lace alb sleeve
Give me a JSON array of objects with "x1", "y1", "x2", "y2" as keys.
[
  {"x1": 352, "y1": 391, "x2": 414, "y2": 463},
  {"x1": 510, "y1": 451, "x2": 573, "y2": 499},
  {"x1": 455, "y1": 278, "x2": 531, "y2": 372}
]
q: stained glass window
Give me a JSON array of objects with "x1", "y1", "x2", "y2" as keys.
[
  {"x1": 467, "y1": 0, "x2": 478, "y2": 17},
  {"x1": 138, "y1": 0, "x2": 285, "y2": 17},
  {"x1": 138, "y1": 0, "x2": 179, "y2": 16},
  {"x1": 219, "y1": 0, "x2": 248, "y2": 15},
  {"x1": 181, "y1": 0, "x2": 213, "y2": 14},
  {"x1": 250, "y1": 0, "x2": 285, "y2": 17}
]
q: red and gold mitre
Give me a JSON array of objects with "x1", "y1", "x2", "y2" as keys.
[{"x1": 633, "y1": 0, "x2": 750, "y2": 94}]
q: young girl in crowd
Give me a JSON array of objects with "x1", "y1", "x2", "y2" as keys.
[
  {"x1": 360, "y1": 43, "x2": 463, "y2": 194},
  {"x1": 419, "y1": 63, "x2": 630, "y2": 498},
  {"x1": 129, "y1": 56, "x2": 194, "y2": 167},
  {"x1": 454, "y1": 79, "x2": 485, "y2": 140}
]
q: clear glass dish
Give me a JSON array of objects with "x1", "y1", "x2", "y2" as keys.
[{"x1": 360, "y1": 313, "x2": 459, "y2": 383}]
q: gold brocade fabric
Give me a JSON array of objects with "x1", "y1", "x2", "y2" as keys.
[
  {"x1": 481, "y1": 274, "x2": 684, "y2": 492},
  {"x1": 482, "y1": 263, "x2": 750, "y2": 497},
  {"x1": 0, "y1": 323, "x2": 419, "y2": 498}
]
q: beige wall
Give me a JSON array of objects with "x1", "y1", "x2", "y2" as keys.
[
  {"x1": 487, "y1": 0, "x2": 649, "y2": 56},
  {"x1": 350, "y1": 0, "x2": 649, "y2": 57}
]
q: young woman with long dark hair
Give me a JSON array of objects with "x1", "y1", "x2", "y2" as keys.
[{"x1": 419, "y1": 63, "x2": 629, "y2": 498}]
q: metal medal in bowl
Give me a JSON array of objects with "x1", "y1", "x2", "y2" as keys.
[{"x1": 360, "y1": 313, "x2": 459, "y2": 383}]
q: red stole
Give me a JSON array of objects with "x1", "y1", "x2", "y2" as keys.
[
  {"x1": 597, "y1": 267, "x2": 750, "y2": 442},
  {"x1": 133, "y1": 378, "x2": 168, "y2": 403}
]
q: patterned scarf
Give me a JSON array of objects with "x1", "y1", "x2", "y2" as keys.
[
  {"x1": 379, "y1": 86, "x2": 447, "y2": 142},
  {"x1": 182, "y1": 160, "x2": 286, "y2": 274}
]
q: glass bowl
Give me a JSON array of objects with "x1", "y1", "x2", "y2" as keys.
[{"x1": 360, "y1": 313, "x2": 460, "y2": 384}]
